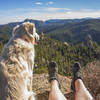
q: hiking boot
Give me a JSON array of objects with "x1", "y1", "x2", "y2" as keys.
[
  {"x1": 71, "y1": 62, "x2": 83, "y2": 91},
  {"x1": 48, "y1": 61, "x2": 58, "y2": 82},
  {"x1": 48, "y1": 61, "x2": 61, "y2": 88}
]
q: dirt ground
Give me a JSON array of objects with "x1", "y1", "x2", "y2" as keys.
[{"x1": 33, "y1": 73, "x2": 74, "y2": 100}]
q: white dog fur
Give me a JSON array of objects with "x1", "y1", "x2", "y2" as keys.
[{"x1": 0, "y1": 22, "x2": 39, "y2": 100}]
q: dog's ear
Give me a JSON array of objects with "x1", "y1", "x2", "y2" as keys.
[
  {"x1": 12, "y1": 22, "x2": 39, "y2": 41},
  {"x1": 23, "y1": 22, "x2": 35, "y2": 38},
  {"x1": 12, "y1": 22, "x2": 34, "y2": 38},
  {"x1": 24, "y1": 22, "x2": 39, "y2": 40},
  {"x1": 12, "y1": 25, "x2": 19, "y2": 36}
]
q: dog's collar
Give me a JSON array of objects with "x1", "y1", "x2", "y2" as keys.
[
  {"x1": 24, "y1": 38, "x2": 39, "y2": 45},
  {"x1": 24, "y1": 38, "x2": 29, "y2": 43}
]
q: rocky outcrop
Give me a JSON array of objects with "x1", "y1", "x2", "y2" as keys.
[{"x1": 85, "y1": 34, "x2": 93, "y2": 46}]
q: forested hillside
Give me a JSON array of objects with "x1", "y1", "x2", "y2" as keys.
[
  {"x1": 47, "y1": 19, "x2": 100, "y2": 44},
  {"x1": 34, "y1": 35, "x2": 100, "y2": 76},
  {"x1": 1, "y1": 34, "x2": 100, "y2": 76}
]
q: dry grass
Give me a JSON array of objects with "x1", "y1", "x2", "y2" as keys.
[
  {"x1": 83, "y1": 61, "x2": 100, "y2": 100},
  {"x1": 32, "y1": 74, "x2": 72, "y2": 100}
]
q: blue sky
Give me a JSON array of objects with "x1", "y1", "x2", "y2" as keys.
[{"x1": 0, "y1": 0, "x2": 100, "y2": 24}]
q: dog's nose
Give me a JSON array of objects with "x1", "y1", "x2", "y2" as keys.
[{"x1": 34, "y1": 33, "x2": 39, "y2": 40}]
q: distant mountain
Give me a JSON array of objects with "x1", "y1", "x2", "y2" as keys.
[
  {"x1": 0, "y1": 18, "x2": 100, "y2": 45},
  {"x1": 46, "y1": 19, "x2": 100, "y2": 45},
  {"x1": 0, "y1": 18, "x2": 87, "y2": 35},
  {"x1": 8, "y1": 19, "x2": 45, "y2": 30},
  {"x1": 45, "y1": 18, "x2": 88, "y2": 24}
]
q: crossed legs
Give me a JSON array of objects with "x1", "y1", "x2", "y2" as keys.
[{"x1": 48, "y1": 62, "x2": 94, "y2": 100}]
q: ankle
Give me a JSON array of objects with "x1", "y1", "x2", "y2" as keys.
[
  {"x1": 51, "y1": 80, "x2": 59, "y2": 88},
  {"x1": 75, "y1": 79, "x2": 83, "y2": 92},
  {"x1": 51, "y1": 80, "x2": 58, "y2": 84}
]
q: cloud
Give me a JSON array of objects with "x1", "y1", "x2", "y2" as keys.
[
  {"x1": 65, "y1": 10, "x2": 100, "y2": 19},
  {"x1": 34, "y1": 1, "x2": 54, "y2": 6},
  {"x1": 46, "y1": 8, "x2": 62, "y2": 12},
  {"x1": 35, "y1": 2, "x2": 43, "y2": 5},
  {"x1": 0, "y1": 8, "x2": 100, "y2": 24},
  {"x1": 47, "y1": 1, "x2": 54, "y2": 5},
  {"x1": 46, "y1": 7, "x2": 71, "y2": 12},
  {"x1": 81, "y1": 9, "x2": 93, "y2": 12}
]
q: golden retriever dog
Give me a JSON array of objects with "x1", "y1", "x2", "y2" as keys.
[{"x1": 0, "y1": 22, "x2": 39, "y2": 100}]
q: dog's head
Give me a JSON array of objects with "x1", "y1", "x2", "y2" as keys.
[{"x1": 12, "y1": 22, "x2": 39, "y2": 45}]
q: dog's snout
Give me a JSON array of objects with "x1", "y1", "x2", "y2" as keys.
[{"x1": 34, "y1": 33, "x2": 39, "y2": 40}]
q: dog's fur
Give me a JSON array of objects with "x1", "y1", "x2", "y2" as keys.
[{"x1": 0, "y1": 22, "x2": 39, "y2": 100}]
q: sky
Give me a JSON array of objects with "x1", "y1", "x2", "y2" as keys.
[{"x1": 0, "y1": 0, "x2": 100, "y2": 24}]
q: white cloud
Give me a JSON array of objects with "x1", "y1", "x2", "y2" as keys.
[
  {"x1": 35, "y1": 2, "x2": 43, "y2": 5},
  {"x1": 47, "y1": 1, "x2": 54, "y2": 5},
  {"x1": 81, "y1": 9, "x2": 93, "y2": 12},
  {"x1": 46, "y1": 8, "x2": 61, "y2": 12},
  {"x1": 34, "y1": 1, "x2": 54, "y2": 6},
  {"x1": 46, "y1": 7, "x2": 71, "y2": 12},
  {"x1": 0, "y1": 8, "x2": 100, "y2": 24},
  {"x1": 66, "y1": 11, "x2": 72, "y2": 14},
  {"x1": 65, "y1": 10, "x2": 100, "y2": 19}
]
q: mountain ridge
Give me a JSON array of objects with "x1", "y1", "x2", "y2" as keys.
[{"x1": 0, "y1": 18, "x2": 100, "y2": 45}]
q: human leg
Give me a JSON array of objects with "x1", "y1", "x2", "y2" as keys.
[
  {"x1": 75, "y1": 79, "x2": 93, "y2": 100},
  {"x1": 48, "y1": 61, "x2": 67, "y2": 100},
  {"x1": 71, "y1": 62, "x2": 94, "y2": 100},
  {"x1": 48, "y1": 80, "x2": 67, "y2": 100}
]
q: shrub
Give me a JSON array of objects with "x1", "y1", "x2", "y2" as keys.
[{"x1": 83, "y1": 61, "x2": 100, "y2": 99}]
